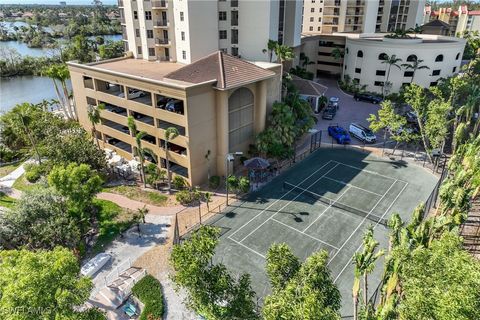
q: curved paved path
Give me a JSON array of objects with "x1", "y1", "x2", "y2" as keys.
[{"x1": 96, "y1": 192, "x2": 184, "y2": 215}]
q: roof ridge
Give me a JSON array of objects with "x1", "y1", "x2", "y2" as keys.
[{"x1": 218, "y1": 51, "x2": 226, "y2": 89}]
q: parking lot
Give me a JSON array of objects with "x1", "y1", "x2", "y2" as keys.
[{"x1": 313, "y1": 78, "x2": 385, "y2": 146}]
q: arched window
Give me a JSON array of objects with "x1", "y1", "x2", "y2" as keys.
[
  {"x1": 407, "y1": 54, "x2": 417, "y2": 62},
  {"x1": 455, "y1": 52, "x2": 460, "y2": 60},
  {"x1": 345, "y1": 47, "x2": 349, "y2": 54},
  {"x1": 228, "y1": 88, "x2": 254, "y2": 150},
  {"x1": 435, "y1": 54, "x2": 444, "y2": 62},
  {"x1": 378, "y1": 53, "x2": 388, "y2": 60},
  {"x1": 357, "y1": 50, "x2": 363, "y2": 58}
]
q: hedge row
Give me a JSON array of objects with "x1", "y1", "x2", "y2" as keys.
[{"x1": 131, "y1": 274, "x2": 164, "y2": 320}]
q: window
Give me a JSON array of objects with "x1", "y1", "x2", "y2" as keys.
[
  {"x1": 374, "y1": 81, "x2": 384, "y2": 86},
  {"x1": 318, "y1": 27, "x2": 321, "y2": 31},
  {"x1": 376, "y1": 70, "x2": 386, "y2": 76},
  {"x1": 182, "y1": 50, "x2": 186, "y2": 60},
  {"x1": 406, "y1": 54, "x2": 417, "y2": 62},
  {"x1": 353, "y1": 78, "x2": 360, "y2": 84},
  {"x1": 430, "y1": 81, "x2": 438, "y2": 87},
  {"x1": 145, "y1": 11, "x2": 152, "y2": 20},
  {"x1": 180, "y1": 12, "x2": 184, "y2": 21},
  {"x1": 219, "y1": 30, "x2": 227, "y2": 39},
  {"x1": 435, "y1": 54, "x2": 443, "y2": 62},
  {"x1": 357, "y1": 50, "x2": 363, "y2": 58},
  {"x1": 378, "y1": 53, "x2": 388, "y2": 60},
  {"x1": 232, "y1": 29, "x2": 238, "y2": 44},
  {"x1": 404, "y1": 71, "x2": 414, "y2": 77},
  {"x1": 355, "y1": 68, "x2": 361, "y2": 73},
  {"x1": 181, "y1": 31, "x2": 185, "y2": 40},
  {"x1": 231, "y1": 11, "x2": 238, "y2": 26},
  {"x1": 219, "y1": 11, "x2": 227, "y2": 21},
  {"x1": 318, "y1": 17, "x2": 322, "y2": 22},
  {"x1": 310, "y1": 17, "x2": 314, "y2": 22},
  {"x1": 137, "y1": 46, "x2": 142, "y2": 55},
  {"x1": 316, "y1": 61, "x2": 342, "y2": 67},
  {"x1": 311, "y1": 8, "x2": 315, "y2": 12},
  {"x1": 309, "y1": 26, "x2": 313, "y2": 31},
  {"x1": 455, "y1": 52, "x2": 460, "y2": 60},
  {"x1": 146, "y1": 30, "x2": 153, "y2": 38},
  {"x1": 345, "y1": 47, "x2": 349, "y2": 54},
  {"x1": 232, "y1": 47, "x2": 238, "y2": 56},
  {"x1": 133, "y1": 10, "x2": 138, "y2": 19},
  {"x1": 452, "y1": 66, "x2": 457, "y2": 73},
  {"x1": 312, "y1": 0, "x2": 315, "y2": 2},
  {"x1": 319, "y1": 8, "x2": 322, "y2": 12},
  {"x1": 135, "y1": 29, "x2": 140, "y2": 37},
  {"x1": 148, "y1": 48, "x2": 155, "y2": 56},
  {"x1": 432, "y1": 69, "x2": 441, "y2": 76}
]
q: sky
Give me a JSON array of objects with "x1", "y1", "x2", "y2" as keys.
[{"x1": 0, "y1": 0, "x2": 116, "y2": 5}]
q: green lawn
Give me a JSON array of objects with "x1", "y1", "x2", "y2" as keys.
[
  {"x1": 0, "y1": 162, "x2": 20, "y2": 178},
  {"x1": 91, "y1": 199, "x2": 135, "y2": 254},
  {"x1": 11, "y1": 174, "x2": 37, "y2": 192},
  {"x1": 102, "y1": 185, "x2": 169, "y2": 206},
  {"x1": 0, "y1": 192, "x2": 16, "y2": 209}
]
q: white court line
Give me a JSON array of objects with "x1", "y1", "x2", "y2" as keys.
[
  {"x1": 321, "y1": 176, "x2": 384, "y2": 197},
  {"x1": 331, "y1": 160, "x2": 408, "y2": 184},
  {"x1": 237, "y1": 163, "x2": 340, "y2": 243},
  {"x1": 271, "y1": 218, "x2": 340, "y2": 250},
  {"x1": 227, "y1": 160, "x2": 335, "y2": 241},
  {"x1": 332, "y1": 180, "x2": 409, "y2": 283},
  {"x1": 228, "y1": 237, "x2": 266, "y2": 259},
  {"x1": 303, "y1": 186, "x2": 351, "y2": 232},
  {"x1": 327, "y1": 178, "x2": 398, "y2": 267}
]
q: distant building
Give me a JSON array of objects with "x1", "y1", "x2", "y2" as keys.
[
  {"x1": 107, "y1": 11, "x2": 120, "y2": 20},
  {"x1": 422, "y1": 19, "x2": 450, "y2": 36},
  {"x1": 423, "y1": 5, "x2": 480, "y2": 36},
  {"x1": 302, "y1": 0, "x2": 426, "y2": 35},
  {"x1": 60, "y1": 1, "x2": 67, "y2": 6},
  {"x1": 22, "y1": 12, "x2": 34, "y2": 19}
]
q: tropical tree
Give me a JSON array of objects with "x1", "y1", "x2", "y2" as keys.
[
  {"x1": 0, "y1": 248, "x2": 105, "y2": 320},
  {"x1": 263, "y1": 39, "x2": 278, "y2": 62},
  {"x1": 299, "y1": 52, "x2": 315, "y2": 67},
  {"x1": 401, "y1": 58, "x2": 430, "y2": 83},
  {"x1": 128, "y1": 116, "x2": 148, "y2": 188},
  {"x1": 204, "y1": 191, "x2": 212, "y2": 212},
  {"x1": 43, "y1": 63, "x2": 76, "y2": 120},
  {"x1": 11, "y1": 103, "x2": 43, "y2": 164},
  {"x1": 265, "y1": 243, "x2": 300, "y2": 291},
  {"x1": 274, "y1": 44, "x2": 295, "y2": 66},
  {"x1": 381, "y1": 54, "x2": 402, "y2": 97},
  {"x1": 407, "y1": 24, "x2": 422, "y2": 38},
  {"x1": 87, "y1": 102, "x2": 105, "y2": 147},
  {"x1": 331, "y1": 47, "x2": 344, "y2": 60},
  {"x1": 368, "y1": 100, "x2": 406, "y2": 154},
  {"x1": 137, "y1": 205, "x2": 148, "y2": 224},
  {"x1": 165, "y1": 127, "x2": 179, "y2": 193}
]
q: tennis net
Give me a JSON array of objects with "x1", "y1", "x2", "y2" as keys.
[{"x1": 283, "y1": 181, "x2": 389, "y2": 227}]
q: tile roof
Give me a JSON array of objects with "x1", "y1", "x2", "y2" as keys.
[
  {"x1": 291, "y1": 75, "x2": 327, "y2": 97},
  {"x1": 423, "y1": 19, "x2": 451, "y2": 28},
  {"x1": 165, "y1": 51, "x2": 276, "y2": 90}
]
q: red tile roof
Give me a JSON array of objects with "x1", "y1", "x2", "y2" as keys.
[{"x1": 165, "y1": 51, "x2": 276, "y2": 90}]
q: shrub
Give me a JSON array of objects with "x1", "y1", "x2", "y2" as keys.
[
  {"x1": 24, "y1": 163, "x2": 50, "y2": 183},
  {"x1": 209, "y1": 175, "x2": 220, "y2": 189},
  {"x1": 175, "y1": 190, "x2": 196, "y2": 205},
  {"x1": 226, "y1": 175, "x2": 239, "y2": 191},
  {"x1": 238, "y1": 176, "x2": 250, "y2": 193},
  {"x1": 173, "y1": 175, "x2": 187, "y2": 190},
  {"x1": 131, "y1": 274, "x2": 164, "y2": 320}
]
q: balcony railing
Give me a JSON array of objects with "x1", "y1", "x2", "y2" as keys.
[
  {"x1": 152, "y1": 1, "x2": 168, "y2": 9},
  {"x1": 155, "y1": 38, "x2": 170, "y2": 45},
  {"x1": 154, "y1": 19, "x2": 169, "y2": 27}
]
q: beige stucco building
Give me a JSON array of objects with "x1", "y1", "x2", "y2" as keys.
[
  {"x1": 118, "y1": 0, "x2": 303, "y2": 63},
  {"x1": 67, "y1": 52, "x2": 282, "y2": 186},
  {"x1": 423, "y1": 5, "x2": 480, "y2": 36},
  {"x1": 302, "y1": 0, "x2": 426, "y2": 35}
]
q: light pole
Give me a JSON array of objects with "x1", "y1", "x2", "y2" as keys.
[{"x1": 225, "y1": 151, "x2": 243, "y2": 206}]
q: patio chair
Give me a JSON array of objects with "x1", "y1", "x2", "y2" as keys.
[{"x1": 123, "y1": 302, "x2": 137, "y2": 318}]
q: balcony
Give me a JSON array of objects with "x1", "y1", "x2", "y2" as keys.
[
  {"x1": 153, "y1": 19, "x2": 169, "y2": 28},
  {"x1": 323, "y1": 9, "x2": 340, "y2": 17},
  {"x1": 152, "y1": 0, "x2": 167, "y2": 9},
  {"x1": 155, "y1": 38, "x2": 171, "y2": 46},
  {"x1": 118, "y1": 0, "x2": 123, "y2": 7},
  {"x1": 324, "y1": 0, "x2": 341, "y2": 7}
]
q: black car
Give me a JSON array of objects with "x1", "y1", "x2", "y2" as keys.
[
  {"x1": 322, "y1": 106, "x2": 336, "y2": 120},
  {"x1": 354, "y1": 93, "x2": 382, "y2": 104}
]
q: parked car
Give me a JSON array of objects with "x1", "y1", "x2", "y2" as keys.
[
  {"x1": 353, "y1": 93, "x2": 382, "y2": 104},
  {"x1": 165, "y1": 99, "x2": 184, "y2": 114},
  {"x1": 107, "y1": 138, "x2": 120, "y2": 145},
  {"x1": 329, "y1": 96, "x2": 340, "y2": 109},
  {"x1": 156, "y1": 97, "x2": 172, "y2": 109},
  {"x1": 322, "y1": 106, "x2": 336, "y2": 120},
  {"x1": 349, "y1": 123, "x2": 377, "y2": 143},
  {"x1": 110, "y1": 106, "x2": 124, "y2": 113},
  {"x1": 328, "y1": 125, "x2": 351, "y2": 144},
  {"x1": 118, "y1": 89, "x2": 145, "y2": 99}
]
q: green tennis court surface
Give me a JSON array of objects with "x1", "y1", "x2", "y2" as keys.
[{"x1": 202, "y1": 149, "x2": 438, "y2": 316}]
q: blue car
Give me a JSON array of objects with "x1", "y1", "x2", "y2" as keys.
[{"x1": 328, "y1": 125, "x2": 351, "y2": 144}]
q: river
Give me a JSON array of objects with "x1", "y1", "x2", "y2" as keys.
[{"x1": 0, "y1": 28, "x2": 122, "y2": 112}]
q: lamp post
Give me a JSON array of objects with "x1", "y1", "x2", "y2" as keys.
[{"x1": 225, "y1": 151, "x2": 243, "y2": 206}]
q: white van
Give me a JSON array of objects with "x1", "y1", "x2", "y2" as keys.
[{"x1": 349, "y1": 123, "x2": 377, "y2": 143}]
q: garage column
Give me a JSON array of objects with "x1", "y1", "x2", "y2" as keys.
[
  {"x1": 216, "y1": 90, "x2": 229, "y2": 177},
  {"x1": 254, "y1": 80, "x2": 267, "y2": 134}
]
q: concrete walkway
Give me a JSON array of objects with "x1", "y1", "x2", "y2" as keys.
[{"x1": 0, "y1": 162, "x2": 26, "y2": 188}]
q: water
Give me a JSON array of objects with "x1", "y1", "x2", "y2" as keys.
[{"x1": 0, "y1": 76, "x2": 72, "y2": 113}]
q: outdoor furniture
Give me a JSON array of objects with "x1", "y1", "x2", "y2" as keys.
[{"x1": 123, "y1": 302, "x2": 137, "y2": 318}]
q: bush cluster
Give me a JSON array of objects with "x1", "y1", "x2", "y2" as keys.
[
  {"x1": 24, "y1": 163, "x2": 50, "y2": 183},
  {"x1": 208, "y1": 175, "x2": 220, "y2": 189},
  {"x1": 226, "y1": 175, "x2": 250, "y2": 194},
  {"x1": 131, "y1": 275, "x2": 164, "y2": 320}
]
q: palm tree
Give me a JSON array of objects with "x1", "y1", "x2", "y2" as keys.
[
  {"x1": 86, "y1": 103, "x2": 105, "y2": 147},
  {"x1": 128, "y1": 116, "x2": 148, "y2": 188},
  {"x1": 15, "y1": 103, "x2": 42, "y2": 165},
  {"x1": 402, "y1": 58, "x2": 430, "y2": 83},
  {"x1": 43, "y1": 64, "x2": 77, "y2": 120},
  {"x1": 274, "y1": 44, "x2": 295, "y2": 66},
  {"x1": 382, "y1": 54, "x2": 402, "y2": 97},
  {"x1": 299, "y1": 52, "x2": 315, "y2": 68},
  {"x1": 204, "y1": 192, "x2": 212, "y2": 212},
  {"x1": 407, "y1": 24, "x2": 423, "y2": 38},
  {"x1": 164, "y1": 127, "x2": 179, "y2": 193},
  {"x1": 137, "y1": 205, "x2": 149, "y2": 224},
  {"x1": 331, "y1": 47, "x2": 344, "y2": 60},
  {"x1": 263, "y1": 39, "x2": 278, "y2": 62}
]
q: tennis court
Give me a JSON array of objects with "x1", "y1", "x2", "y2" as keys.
[{"x1": 204, "y1": 149, "x2": 438, "y2": 315}]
